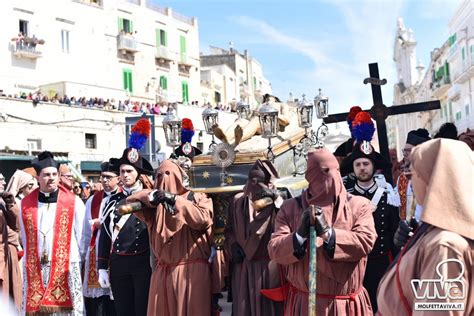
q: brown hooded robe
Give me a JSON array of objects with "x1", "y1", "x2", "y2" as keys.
[
  {"x1": 128, "y1": 160, "x2": 214, "y2": 316},
  {"x1": 225, "y1": 160, "x2": 284, "y2": 316},
  {"x1": 377, "y1": 139, "x2": 474, "y2": 316},
  {"x1": 268, "y1": 148, "x2": 377, "y2": 315}
]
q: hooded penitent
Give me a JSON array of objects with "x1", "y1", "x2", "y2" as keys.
[
  {"x1": 340, "y1": 111, "x2": 389, "y2": 175},
  {"x1": 411, "y1": 138, "x2": 474, "y2": 239},
  {"x1": 110, "y1": 118, "x2": 154, "y2": 176},
  {"x1": 6, "y1": 169, "x2": 35, "y2": 197},
  {"x1": 244, "y1": 159, "x2": 279, "y2": 201},
  {"x1": 304, "y1": 148, "x2": 346, "y2": 215}
]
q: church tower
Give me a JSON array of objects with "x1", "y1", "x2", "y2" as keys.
[{"x1": 393, "y1": 18, "x2": 419, "y2": 88}]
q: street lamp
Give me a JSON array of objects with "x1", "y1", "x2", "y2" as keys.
[
  {"x1": 258, "y1": 102, "x2": 279, "y2": 161},
  {"x1": 162, "y1": 112, "x2": 181, "y2": 153},
  {"x1": 202, "y1": 105, "x2": 219, "y2": 151},
  {"x1": 236, "y1": 101, "x2": 251, "y2": 120},
  {"x1": 313, "y1": 88, "x2": 329, "y2": 147}
]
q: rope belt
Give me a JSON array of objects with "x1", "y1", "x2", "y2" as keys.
[{"x1": 288, "y1": 284, "x2": 364, "y2": 316}]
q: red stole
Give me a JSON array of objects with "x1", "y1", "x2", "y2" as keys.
[
  {"x1": 398, "y1": 174, "x2": 409, "y2": 220},
  {"x1": 22, "y1": 186, "x2": 75, "y2": 314},
  {"x1": 86, "y1": 191, "x2": 104, "y2": 288}
]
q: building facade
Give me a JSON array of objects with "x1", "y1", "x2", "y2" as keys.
[
  {"x1": 200, "y1": 46, "x2": 272, "y2": 108},
  {"x1": 447, "y1": 0, "x2": 474, "y2": 133},
  {"x1": 388, "y1": 2, "x2": 474, "y2": 156},
  {"x1": 0, "y1": 0, "x2": 201, "y2": 104}
]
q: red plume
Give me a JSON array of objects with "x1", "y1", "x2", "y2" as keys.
[
  {"x1": 182, "y1": 118, "x2": 194, "y2": 131},
  {"x1": 131, "y1": 118, "x2": 151, "y2": 136}
]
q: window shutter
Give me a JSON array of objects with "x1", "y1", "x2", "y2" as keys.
[
  {"x1": 118, "y1": 18, "x2": 123, "y2": 32},
  {"x1": 462, "y1": 47, "x2": 465, "y2": 60},
  {"x1": 123, "y1": 70, "x2": 128, "y2": 90},
  {"x1": 163, "y1": 30, "x2": 168, "y2": 46},
  {"x1": 128, "y1": 71, "x2": 133, "y2": 93},
  {"x1": 129, "y1": 20, "x2": 134, "y2": 33},
  {"x1": 156, "y1": 29, "x2": 160, "y2": 47},
  {"x1": 182, "y1": 81, "x2": 189, "y2": 103},
  {"x1": 180, "y1": 35, "x2": 186, "y2": 61}
]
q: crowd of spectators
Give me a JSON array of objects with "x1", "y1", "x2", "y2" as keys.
[{"x1": 0, "y1": 89, "x2": 236, "y2": 114}]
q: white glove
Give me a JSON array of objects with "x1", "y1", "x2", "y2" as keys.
[{"x1": 98, "y1": 269, "x2": 111, "y2": 288}]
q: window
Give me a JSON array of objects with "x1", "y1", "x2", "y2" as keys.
[
  {"x1": 159, "y1": 75, "x2": 168, "y2": 90},
  {"x1": 19, "y1": 20, "x2": 29, "y2": 36},
  {"x1": 61, "y1": 30, "x2": 70, "y2": 53},
  {"x1": 123, "y1": 69, "x2": 133, "y2": 93},
  {"x1": 253, "y1": 76, "x2": 257, "y2": 89},
  {"x1": 85, "y1": 133, "x2": 97, "y2": 149},
  {"x1": 179, "y1": 35, "x2": 186, "y2": 62},
  {"x1": 448, "y1": 102, "x2": 453, "y2": 120},
  {"x1": 215, "y1": 91, "x2": 221, "y2": 103},
  {"x1": 156, "y1": 29, "x2": 167, "y2": 46},
  {"x1": 27, "y1": 138, "x2": 41, "y2": 151},
  {"x1": 466, "y1": 105, "x2": 470, "y2": 116},
  {"x1": 118, "y1": 18, "x2": 133, "y2": 34},
  {"x1": 462, "y1": 47, "x2": 465, "y2": 60},
  {"x1": 456, "y1": 112, "x2": 462, "y2": 121},
  {"x1": 182, "y1": 81, "x2": 189, "y2": 103},
  {"x1": 440, "y1": 104, "x2": 444, "y2": 118}
]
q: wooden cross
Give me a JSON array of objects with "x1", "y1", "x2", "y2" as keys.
[{"x1": 323, "y1": 63, "x2": 441, "y2": 184}]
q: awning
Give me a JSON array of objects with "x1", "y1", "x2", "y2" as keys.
[{"x1": 81, "y1": 161, "x2": 102, "y2": 172}]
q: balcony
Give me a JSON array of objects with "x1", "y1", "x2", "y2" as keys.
[
  {"x1": 117, "y1": 33, "x2": 138, "y2": 53},
  {"x1": 452, "y1": 56, "x2": 474, "y2": 84},
  {"x1": 155, "y1": 46, "x2": 173, "y2": 67},
  {"x1": 431, "y1": 76, "x2": 451, "y2": 98},
  {"x1": 117, "y1": 50, "x2": 135, "y2": 64},
  {"x1": 11, "y1": 36, "x2": 44, "y2": 59},
  {"x1": 178, "y1": 55, "x2": 192, "y2": 76}
]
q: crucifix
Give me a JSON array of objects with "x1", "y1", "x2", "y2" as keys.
[{"x1": 323, "y1": 62, "x2": 441, "y2": 184}]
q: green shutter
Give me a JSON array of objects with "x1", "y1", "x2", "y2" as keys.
[
  {"x1": 123, "y1": 69, "x2": 133, "y2": 93},
  {"x1": 123, "y1": 70, "x2": 128, "y2": 90},
  {"x1": 182, "y1": 81, "x2": 189, "y2": 103},
  {"x1": 462, "y1": 47, "x2": 465, "y2": 60},
  {"x1": 160, "y1": 75, "x2": 168, "y2": 90},
  {"x1": 118, "y1": 18, "x2": 123, "y2": 32},
  {"x1": 128, "y1": 71, "x2": 133, "y2": 93},
  {"x1": 180, "y1": 35, "x2": 186, "y2": 62},
  {"x1": 163, "y1": 30, "x2": 168, "y2": 46},
  {"x1": 156, "y1": 29, "x2": 160, "y2": 47},
  {"x1": 445, "y1": 62, "x2": 449, "y2": 79},
  {"x1": 129, "y1": 20, "x2": 134, "y2": 33},
  {"x1": 253, "y1": 76, "x2": 257, "y2": 89}
]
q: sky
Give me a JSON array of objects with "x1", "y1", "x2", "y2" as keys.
[{"x1": 154, "y1": 0, "x2": 463, "y2": 114}]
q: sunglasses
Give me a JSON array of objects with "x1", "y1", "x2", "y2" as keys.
[{"x1": 73, "y1": 186, "x2": 81, "y2": 189}]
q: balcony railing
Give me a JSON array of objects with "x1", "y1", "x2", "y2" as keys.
[
  {"x1": 431, "y1": 76, "x2": 451, "y2": 98},
  {"x1": 172, "y1": 11, "x2": 194, "y2": 25},
  {"x1": 11, "y1": 36, "x2": 44, "y2": 59},
  {"x1": 117, "y1": 34, "x2": 138, "y2": 53},
  {"x1": 146, "y1": 0, "x2": 168, "y2": 15},
  {"x1": 155, "y1": 46, "x2": 173, "y2": 61},
  {"x1": 452, "y1": 55, "x2": 474, "y2": 84}
]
